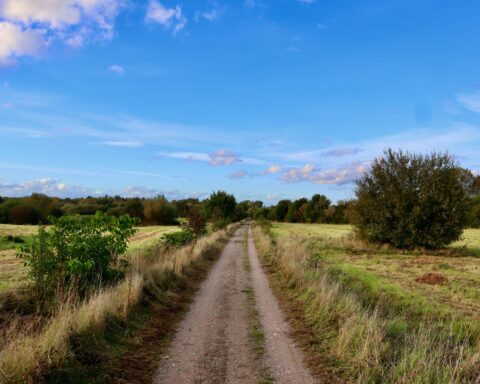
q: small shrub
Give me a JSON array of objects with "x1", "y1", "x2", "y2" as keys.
[
  {"x1": 17, "y1": 212, "x2": 138, "y2": 303},
  {"x1": 161, "y1": 229, "x2": 196, "y2": 248}
]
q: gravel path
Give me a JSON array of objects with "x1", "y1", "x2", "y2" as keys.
[{"x1": 153, "y1": 224, "x2": 315, "y2": 384}]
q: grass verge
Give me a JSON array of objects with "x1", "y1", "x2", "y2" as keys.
[{"x1": 0, "y1": 224, "x2": 239, "y2": 384}]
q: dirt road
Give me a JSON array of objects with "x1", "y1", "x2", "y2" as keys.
[{"x1": 153, "y1": 224, "x2": 315, "y2": 384}]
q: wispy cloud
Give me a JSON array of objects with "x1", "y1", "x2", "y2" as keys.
[
  {"x1": 229, "y1": 170, "x2": 248, "y2": 179},
  {"x1": 209, "y1": 149, "x2": 241, "y2": 166},
  {"x1": 160, "y1": 149, "x2": 242, "y2": 166},
  {"x1": 0, "y1": 177, "x2": 98, "y2": 197},
  {"x1": 123, "y1": 186, "x2": 207, "y2": 200},
  {"x1": 103, "y1": 140, "x2": 142, "y2": 148},
  {"x1": 108, "y1": 65, "x2": 125, "y2": 75},
  {"x1": 323, "y1": 147, "x2": 363, "y2": 157},
  {"x1": 146, "y1": 0, "x2": 187, "y2": 34},
  {"x1": 457, "y1": 92, "x2": 480, "y2": 113},
  {"x1": 281, "y1": 161, "x2": 369, "y2": 185}
]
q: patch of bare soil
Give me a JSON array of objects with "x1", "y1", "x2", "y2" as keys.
[{"x1": 415, "y1": 272, "x2": 448, "y2": 285}]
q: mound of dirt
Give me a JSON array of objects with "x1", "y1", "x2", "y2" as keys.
[{"x1": 415, "y1": 272, "x2": 448, "y2": 285}]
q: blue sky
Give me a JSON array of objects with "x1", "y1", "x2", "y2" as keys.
[{"x1": 0, "y1": 0, "x2": 480, "y2": 204}]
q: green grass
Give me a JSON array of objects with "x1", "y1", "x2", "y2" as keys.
[{"x1": 271, "y1": 223, "x2": 352, "y2": 239}]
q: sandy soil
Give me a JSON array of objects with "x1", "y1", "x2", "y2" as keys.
[
  {"x1": 247, "y1": 226, "x2": 315, "y2": 384},
  {"x1": 153, "y1": 224, "x2": 315, "y2": 384},
  {"x1": 153, "y1": 226, "x2": 259, "y2": 384}
]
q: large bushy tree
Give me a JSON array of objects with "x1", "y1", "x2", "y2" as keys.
[
  {"x1": 204, "y1": 191, "x2": 237, "y2": 228},
  {"x1": 353, "y1": 149, "x2": 473, "y2": 249}
]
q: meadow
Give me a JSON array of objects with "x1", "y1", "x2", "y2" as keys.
[
  {"x1": 0, "y1": 224, "x2": 180, "y2": 295},
  {"x1": 257, "y1": 223, "x2": 480, "y2": 382}
]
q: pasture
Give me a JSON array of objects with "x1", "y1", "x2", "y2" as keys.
[
  {"x1": 263, "y1": 222, "x2": 480, "y2": 381},
  {"x1": 0, "y1": 224, "x2": 180, "y2": 294}
]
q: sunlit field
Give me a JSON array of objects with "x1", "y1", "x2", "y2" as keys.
[
  {"x1": 257, "y1": 223, "x2": 480, "y2": 381},
  {"x1": 0, "y1": 224, "x2": 180, "y2": 294}
]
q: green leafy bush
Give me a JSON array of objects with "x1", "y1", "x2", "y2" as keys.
[
  {"x1": 17, "y1": 212, "x2": 138, "y2": 301},
  {"x1": 353, "y1": 149, "x2": 473, "y2": 249},
  {"x1": 161, "y1": 229, "x2": 196, "y2": 248}
]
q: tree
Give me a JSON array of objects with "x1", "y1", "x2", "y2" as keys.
[
  {"x1": 353, "y1": 149, "x2": 473, "y2": 249},
  {"x1": 286, "y1": 198, "x2": 308, "y2": 223},
  {"x1": 274, "y1": 200, "x2": 291, "y2": 222},
  {"x1": 143, "y1": 196, "x2": 177, "y2": 225},
  {"x1": 304, "y1": 194, "x2": 331, "y2": 223},
  {"x1": 9, "y1": 206, "x2": 42, "y2": 225},
  {"x1": 205, "y1": 191, "x2": 237, "y2": 229}
]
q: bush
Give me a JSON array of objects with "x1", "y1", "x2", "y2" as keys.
[
  {"x1": 9, "y1": 205, "x2": 42, "y2": 224},
  {"x1": 17, "y1": 212, "x2": 138, "y2": 302},
  {"x1": 143, "y1": 196, "x2": 177, "y2": 225},
  {"x1": 161, "y1": 229, "x2": 196, "y2": 248},
  {"x1": 183, "y1": 206, "x2": 207, "y2": 235},
  {"x1": 353, "y1": 149, "x2": 473, "y2": 249}
]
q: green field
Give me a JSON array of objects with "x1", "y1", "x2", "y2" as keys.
[
  {"x1": 272, "y1": 222, "x2": 480, "y2": 251},
  {"x1": 256, "y1": 223, "x2": 480, "y2": 381},
  {"x1": 0, "y1": 224, "x2": 180, "y2": 294},
  {"x1": 272, "y1": 223, "x2": 480, "y2": 316}
]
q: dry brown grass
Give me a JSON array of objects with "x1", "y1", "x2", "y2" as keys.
[{"x1": 0, "y1": 224, "x2": 238, "y2": 384}]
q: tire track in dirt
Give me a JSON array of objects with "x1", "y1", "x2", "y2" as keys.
[
  {"x1": 153, "y1": 226, "x2": 259, "y2": 384},
  {"x1": 247, "y1": 226, "x2": 316, "y2": 384}
]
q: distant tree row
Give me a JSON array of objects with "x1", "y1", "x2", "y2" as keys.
[
  {"x1": 0, "y1": 190, "x2": 252, "y2": 230},
  {"x1": 255, "y1": 195, "x2": 354, "y2": 224}
]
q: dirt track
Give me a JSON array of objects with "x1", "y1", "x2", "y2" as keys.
[{"x1": 153, "y1": 225, "x2": 315, "y2": 384}]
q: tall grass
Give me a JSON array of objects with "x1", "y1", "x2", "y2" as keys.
[
  {"x1": 0, "y1": 224, "x2": 238, "y2": 384},
  {"x1": 253, "y1": 226, "x2": 480, "y2": 383}
]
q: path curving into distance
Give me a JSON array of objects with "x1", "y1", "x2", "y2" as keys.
[{"x1": 153, "y1": 224, "x2": 315, "y2": 384}]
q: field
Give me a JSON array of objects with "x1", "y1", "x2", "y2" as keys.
[
  {"x1": 0, "y1": 224, "x2": 180, "y2": 295},
  {"x1": 258, "y1": 223, "x2": 480, "y2": 382}
]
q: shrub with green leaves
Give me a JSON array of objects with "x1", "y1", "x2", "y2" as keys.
[
  {"x1": 161, "y1": 229, "x2": 196, "y2": 248},
  {"x1": 353, "y1": 149, "x2": 473, "y2": 249},
  {"x1": 17, "y1": 212, "x2": 138, "y2": 301}
]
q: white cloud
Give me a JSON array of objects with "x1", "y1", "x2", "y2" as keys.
[
  {"x1": 195, "y1": 8, "x2": 223, "y2": 22},
  {"x1": 108, "y1": 64, "x2": 124, "y2": 75},
  {"x1": 209, "y1": 149, "x2": 241, "y2": 166},
  {"x1": 281, "y1": 162, "x2": 369, "y2": 185},
  {"x1": 0, "y1": 22, "x2": 46, "y2": 64},
  {"x1": 264, "y1": 164, "x2": 282, "y2": 174},
  {"x1": 0, "y1": 0, "x2": 124, "y2": 63},
  {"x1": 146, "y1": 0, "x2": 187, "y2": 34},
  {"x1": 123, "y1": 186, "x2": 207, "y2": 200},
  {"x1": 457, "y1": 92, "x2": 480, "y2": 113},
  {"x1": 0, "y1": 177, "x2": 96, "y2": 197},
  {"x1": 103, "y1": 140, "x2": 142, "y2": 147},
  {"x1": 160, "y1": 149, "x2": 242, "y2": 166}
]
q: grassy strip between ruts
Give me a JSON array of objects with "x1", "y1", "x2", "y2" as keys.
[
  {"x1": 253, "y1": 224, "x2": 480, "y2": 383},
  {"x1": 0, "y1": 223, "x2": 239, "y2": 384}
]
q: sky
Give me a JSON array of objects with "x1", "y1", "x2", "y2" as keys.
[{"x1": 0, "y1": 0, "x2": 480, "y2": 204}]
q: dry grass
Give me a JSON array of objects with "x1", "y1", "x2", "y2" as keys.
[
  {"x1": 0, "y1": 224, "x2": 237, "y2": 384},
  {"x1": 254, "y1": 224, "x2": 480, "y2": 383}
]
